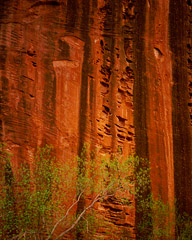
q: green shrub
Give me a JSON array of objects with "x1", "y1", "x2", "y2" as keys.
[{"x1": 1, "y1": 143, "x2": 192, "y2": 240}]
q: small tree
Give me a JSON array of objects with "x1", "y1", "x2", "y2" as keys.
[
  {"x1": 1, "y1": 143, "x2": 192, "y2": 239},
  {"x1": 0, "y1": 144, "x2": 139, "y2": 239},
  {"x1": 48, "y1": 147, "x2": 139, "y2": 240}
]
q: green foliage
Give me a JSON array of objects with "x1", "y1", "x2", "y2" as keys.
[
  {"x1": 0, "y1": 143, "x2": 18, "y2": 238},
  {"x1": 136, "y1": 196, "x2": 174, "y2": 239},
  {"x1": 0, "y1": 144, "x2": 67, "y2": 239},
  {"x1": 139, "y1": 197, "x2": 192, "y2": 240},
  {"x1": 15, "y1": 145, "x2": 59, "y2": 237},
  {"x1": 1, "y1": 143, "x2": 192, "y2": 240},
  {"x1": 132, "y1": 156, "x2": 192, "y2": 240},
  {"x1": 175, "y1": 207, "x2": 192, "y2": 240}
]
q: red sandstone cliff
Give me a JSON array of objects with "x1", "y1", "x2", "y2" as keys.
[{"x1": 0, "y1": 0, "x2": 192, "y2": 239}]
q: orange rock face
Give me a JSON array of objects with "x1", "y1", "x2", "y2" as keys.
[{"x1": 0, "y1": 0, "x2": 192, "y2": 239}]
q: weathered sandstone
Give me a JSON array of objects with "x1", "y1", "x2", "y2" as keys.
[{"x1": 0, "y1": 0, "x2": 192, "y2": 239}]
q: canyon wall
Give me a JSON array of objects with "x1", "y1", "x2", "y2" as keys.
[{"x1": 0, "y1": 0, "x2": 192, "y2": 239}]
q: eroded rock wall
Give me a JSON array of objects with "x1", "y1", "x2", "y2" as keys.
[
  {"x1": 0, "y1": 0, "x2": 192, "y2": 239},
  {"x1": 0, "y1": 0, "x2": 135, "y2": 238},
  {"x1": 134, "y1": 0, "x2": 175, "y2": 237}
]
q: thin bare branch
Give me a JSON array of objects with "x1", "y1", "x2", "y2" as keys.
[
  {"x1": 82, "y1": 216, "x2": 89, "y2": 233},
  {"x1": 55, "y1": 189, "x2": 118, "y2": 240},
  {"x1": 46, "y1": 190, "x2": 84, "y2": 240}
]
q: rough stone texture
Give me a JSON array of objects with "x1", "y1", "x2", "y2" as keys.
[
  {"x1": 0, "y1": 0, "x2": 135, "y2": 238},
  {"x1": 0, "y1": 0, "x2": 192, "y2": 239},
  {"x1": 134, "y1": 0, "x2": 174, "y2": 199},
  {"x1": 169, "y1": 0, "x2": 192, "y2": 217},
  {"x1": 133, "y1": 1, "x2": 175, "y2": 237}
]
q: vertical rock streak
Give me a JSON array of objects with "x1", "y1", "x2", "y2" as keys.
[
  {"x1": 169, "y1": 0, "x2": 192, "y2": 216},
  {"x1": 133, "y1": 1, "x2": 149, "y2": 237},
  {"x1": 134, "y1": 0, "x2": 174, "y2": 237},
  {"x1": 144, "y1": 0, "x2": 174, "y2": 203}
]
